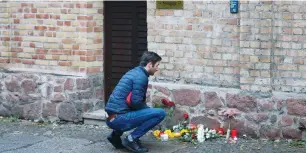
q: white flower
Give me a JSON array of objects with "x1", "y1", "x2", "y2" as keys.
[
  {"x1": 205, "y1": 128, "x2": 209, "y2": 132},
  {"x1": 206, "y1": 134, "x2": 210, "y2": 138},
  {"x1": 173, "y1": 125, "x2": 178, "y2": 130}
]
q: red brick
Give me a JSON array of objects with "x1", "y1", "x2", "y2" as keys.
[
  {"x1": 94, "y1": 27, "x2": 103, "y2": 32},
  {"x1": 48, "y1": 27, "x2": 57, "y2": 31},
  {"x1": 80, "y1": 21, "x2": 96, "y2": 27},
  {"x1": 31, "y1": 8, "x2": 37, "y2": 13},
  {"x1": 22, "y1": 59, "x2": 35, "y2": 65},
  {"x1": 80, "y1": 68, "x2": 86, "y2": 73},
  {"x1": 64, "y1": 3, "x2": 74, "y2": 8},
  {"x1": 61, "y1": 9, "x2": 67, "y2": 14},
  {"x1": 30, "y1": 42, "x2": 35, "y2": 48},
  {"x1": 98, "y1": 9, "x2": 103, "y2": 14},
  {"x1": 93, "y1": 39, "x2": 102, "y2": 44},
  {"x1": 17, "y1": 8, "x2": 23, "y2": 13},
  {"x1": 14, "y1": 19, "x2": 20, "y2": 24},
  {"x1": 39, "y1": 55, "x2": 45, "y2": 59},
  {"x1": 77, "y1": 27, "x2": 93, "y2": 32},
  {"x1": 155, "y1": 10, "x2": 164, "y2": 16},
  {"x1": 50, "y1": 15, "x2": 60, "y2": 20},
  {"x1": 32, "y1": 55, "x2": 38, "y2": 59},
  {"x1": 80, "y1": 56, "x2": 96, "y2": 62},
  {"x1": 36, "y1": 49, "x2": 48, "y2": 54},
  {"x1": 14, "y1": 31, "x2": 20, "y2": 36},
  {"x1": 52, "y1": 55, "x2": 60, "y2": 60},
  {"x1": 185, "y1": 25, "x2": 192, "y2": 30},
  {"x1": 49, "y1": 3, "x2": 62, "y2": 7},
  {"x1": 0, "y1": 58, "x2": 9, "y2": 63},
  {"x1": 24, "y1": 14, "x2": 35, "y2": 18},
  {"x1": 36, "y1": 14, "x2": 49, "y2": 19},
  {"x1": 21, "y1": 3, "x2": 33, "y2": 7},
  {"x1": 14, "y1": 59, "x2": 21, "y2": 63},
  {"x1": 11, "y1": 48, "x2": 23, "y2": 52},
  {"x1": 24, "y1": 8, "x2": 31, "y2": 13},
  {"x1": 35, "y1": 26, "x2": 47, "y2": 31},
  {"x1": 165, "y1": 10, "x2": 174, "y2": 16},
  {"x1": 72, "y1": 50, "x2": 86, "y2": 55},
  {"x1": 12, "y1": 37, "x2": 22, "y2": 41},
  {"x1": 58, "y1": 61, "x2": 72, "y2": 66},
  {"x1": 53, "y1": 32, "x2": 56, "y2": 37},
  {"x1": 62, "y1": 38, "x2": 74, "y2": 44},
  {"x1": 72, "y1": 45, "x2": 79, "y2": 50},
  {"x1": 11, "y1": 53, "x2": 17, "y2": 57},
  {"x1": 57, "y1": 21, "x2": 63, "y2": 26},
  {"x1": 1, "y1": 37, "x2": 10, "y2": 41},
  {"x1": 76, "y1": 3, "x2": 93, "y2": 8},
  {"x1": 77, "y1": 16, "x2": 93, "y2": 20},
  {"x1": 64, "y1": 21, "x2": 71, "y2": 26},
  {"x1": 86, "y1": 67, "x2": 101, "y2": 73}
]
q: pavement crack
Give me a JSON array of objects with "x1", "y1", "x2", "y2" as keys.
[{"x1": 2, "y1": 139, "x2": 47, "y2": 152}]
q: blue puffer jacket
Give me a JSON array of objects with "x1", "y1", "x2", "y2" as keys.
[{"x1": 105, "y1": 66, "x2": 149, "y2": 114}]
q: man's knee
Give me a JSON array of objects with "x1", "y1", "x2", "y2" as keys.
[{"x1": 155, "y1": 108, "x2": 166, "y2": 120}]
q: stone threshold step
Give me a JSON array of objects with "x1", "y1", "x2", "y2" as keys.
[{"x1": 82, "y1": 109, "x2": 108, "y2": 126}]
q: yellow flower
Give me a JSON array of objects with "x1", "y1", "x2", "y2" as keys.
[
  {"x1": 169, "y1": 132, "x2": 175, "y2": 138},
  {"x1": 180, "y1": 129, "x2": 188, "y2": 135},
  {"x1": 153, "y1": 130, "x2": 160, "y2": 138},
  {"x1": 173, "y1": 132, "x2": 181, "y2": 137},
  {"x1": 164, "y1": 130, "x2": 172, "y2": 135},
  {"x1": 164, "y1": 130, "x2": 174, "y2": 138}
]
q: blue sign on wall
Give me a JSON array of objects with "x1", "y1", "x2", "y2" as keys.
[{"x1": 230, "y1": 0, "x2": 239, "y2": 13}]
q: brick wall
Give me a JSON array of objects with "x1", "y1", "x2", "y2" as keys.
[
  {"x1": 0, "y1": 1, "x2": 104, "y2": 122},
  {"x1": 0, "y1": 1, "x2": 104, "y2": 76},
  {"x1": 148, "y1": 1, "x2": 306, "y2": 94}
]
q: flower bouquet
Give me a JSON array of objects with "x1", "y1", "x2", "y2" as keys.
[
  {"x1": 153, "y1": 112, "x2": 223, "y2": 144},
  {"x1": 153, "y1": 98, "x2": 175, "y2": 129}
]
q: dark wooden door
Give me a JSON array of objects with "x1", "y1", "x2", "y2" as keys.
[{"x1": 104, "y1": 1, "x2": 147, "y2": 103}]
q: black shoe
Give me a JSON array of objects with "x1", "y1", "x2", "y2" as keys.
[
  {"x1": 122, "y1": 137, "x2": 144, "y2": 153},
  {"x1": 136, "y1": 139, "x2": 149, "y2": 152},
  {"x1": 107, "y1": 133, "x2": 125, "y2": 149}
]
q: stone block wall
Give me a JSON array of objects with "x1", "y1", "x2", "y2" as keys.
[
  {"x1": 0, "y1": 70, "x2": 104, "y2": 122},
  {"x1": 148, "y1": 82, "x2": 305, "y2": 139}
]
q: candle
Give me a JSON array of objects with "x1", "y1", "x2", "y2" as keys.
[
  {"x1": 160, "y1": 134, "x2": 169, "y2": 141},
  {"x1": 231, "y1": 129, "x2": 237, "y2": 138}
]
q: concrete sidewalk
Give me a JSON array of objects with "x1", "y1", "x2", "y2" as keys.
[{"x1": 0, "y1": 120, "x2": 305, "y2": 153}]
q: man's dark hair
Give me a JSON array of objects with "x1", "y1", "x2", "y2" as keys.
[{"x1": 139, "y1": 51, "x2": 162, "y2": 66}]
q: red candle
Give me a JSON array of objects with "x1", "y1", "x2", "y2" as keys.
[
  {"x1": 217, "y1": 128, "x2": 224, "y2": 135},
  {"x1": 231, "y1": 129, "x2": 237, "y2": 138}
]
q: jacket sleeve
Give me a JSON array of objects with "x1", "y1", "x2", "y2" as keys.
[{"x1": 130, "y1": 74, "x2": 149, "y2": 110}]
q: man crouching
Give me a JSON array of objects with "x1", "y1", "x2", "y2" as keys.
[{"x1": 105, "y1": 51, "x2": 166, "y2": 153}]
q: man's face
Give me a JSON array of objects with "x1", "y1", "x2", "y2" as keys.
[{"x1": 148, "y1": 61, "x2": 160, "y2": 76}]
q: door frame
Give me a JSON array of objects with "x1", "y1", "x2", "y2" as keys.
[{"x1": 103, "y1": 1, "x2": 147, "y2": 104}]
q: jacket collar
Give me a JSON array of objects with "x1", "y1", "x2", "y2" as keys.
[{"x1": 138, "y1": 66, "x2": 149, "y2": 77}]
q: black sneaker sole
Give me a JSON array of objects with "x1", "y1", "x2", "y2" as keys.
[
  {"x1": 122, "y1": 139, "x2": 144, "y2": 153},
  {"x1": 107, "y1": 136, "x2": 125, "y2": 149}
]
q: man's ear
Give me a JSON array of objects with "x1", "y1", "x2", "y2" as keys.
[{"x1": 146, "y1": 62, "x2": 153, "y2": 68}]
